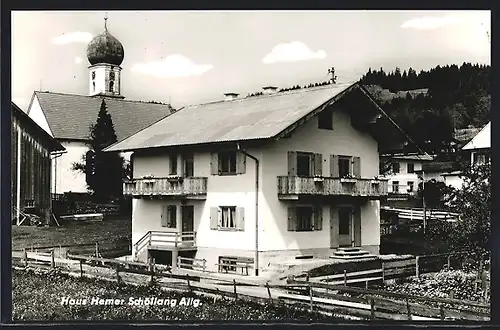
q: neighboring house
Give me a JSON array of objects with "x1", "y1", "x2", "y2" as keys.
[
  {"x1": 105, "y1": 81, "x2": 417, "y2": 275},
  {"x1": 11, "y1": 102, "x2": 65, "y2": 224},
  {"x1": 462, "y1": 122, "x2": 490, "y2": 167},
  {"x1": 26, "y1": 19, "x2": 173, "y2": 195},
  {"x1": 421, "y1": 161, "x2": 463, "y2": 190},
  {"x1": 381, "y1": 154, "x2": 433, "y2": 195}
]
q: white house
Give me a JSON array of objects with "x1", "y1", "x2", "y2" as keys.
[
  {"x1": 381, "y1": 154, "x2": 433, "y2": 195},
  {"x1": 105, "y1": 82, "x2": 416, "y2": 275},
  {"x1": 463, "y1": 122, "x2": 490, "y2": 166},
  {"x1": 26, "y1": 19, "x2": 173, "y2": 195}
]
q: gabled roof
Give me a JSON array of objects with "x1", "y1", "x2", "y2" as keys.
[
  {"x1": 462, "y1": 122, "x2": 490, "y2": 150},
  {"x1": 105, "y1": 82, "x2": 422, "y2": 153},
  {"x1": 29, "y1": 91, "x2": 174, "y2": 142},
  {"x1": 12, "y1": 102, "x2": 65, "y2": 152}
]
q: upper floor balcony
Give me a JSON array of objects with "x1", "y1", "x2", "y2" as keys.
[
  {"x1": 277, "y1": 176, "x2": 388, "y2": 199},
  {"x1": 123, "y1": 176, "x2": 208, "y2": 199}
]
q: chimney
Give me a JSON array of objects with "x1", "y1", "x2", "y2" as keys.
[
  {"x1": 262, "y1": 86, "x2": 278, "y2": 94},
  {"x1": 224, "y1": 92, "x2": 239, "y2": 101}
]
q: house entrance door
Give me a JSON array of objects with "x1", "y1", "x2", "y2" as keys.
[
  {"x1": 181, "y1": 205, "x2": 194, "y2": 241},
  {"x1": 338, "y1": 207, "x2": 353, "y2": 247}
]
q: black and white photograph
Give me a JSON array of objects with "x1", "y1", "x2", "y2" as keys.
[{"x1": 9, "y1": 9, "x2": 491, "y2": 322}]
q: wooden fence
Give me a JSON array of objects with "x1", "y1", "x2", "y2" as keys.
[{"x1": 12, "y1": 251, "x2": 490, "y2": 321}]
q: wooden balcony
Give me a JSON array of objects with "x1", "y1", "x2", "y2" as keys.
[
  {"x1": 277, "y1": 176, "x2": 388, "y2": 199},
  {"x1": 134, "y1": 231, "x2": 197, "y2": 257},
  {"x1": 123, "y1": 177, "x2": 207, "y2": 199}
]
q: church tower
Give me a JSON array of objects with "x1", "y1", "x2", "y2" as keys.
[{"x1": 86, "y1": 16, "x2": 125, "y2": 98}]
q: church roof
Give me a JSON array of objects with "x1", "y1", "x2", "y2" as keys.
[{"x1": 30, "y1": 92, "x2": 174, "y2": 142}]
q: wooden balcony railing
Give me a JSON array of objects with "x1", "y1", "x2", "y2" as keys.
[
  {"x1": 134, "y1": 231, "x2": 196, "y2": 257},
  {"x1": 277, "y1": 176, "x2": 388, "y2": 198},
  {"x1": 123, "y1": 177, "x2": 207, "y2": 197}
]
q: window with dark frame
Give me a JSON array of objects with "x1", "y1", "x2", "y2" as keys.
[
  {"x1": 407, "y1": 181, "x2": 414, "y2": 192},
  {"x1": 338, "y1": 156, "x2": 352, "y2": 177},
  {"x1": 318, "y1": 110, "x2": 333, "y2": 130},
  {"x1": 338, "y1": 208, "x2": 351, "y2": 235},
  {"x1": 392, "y1": 181, "x2": 399, "y2": 193},
  {"x1": 169, "y1": 154, "x2": 178, "y2": 175},
  {"x1": 164, "y1": 205, "x2": 177, "y2": 229},
  {"x1": 220, "y1": 206, "x2": 236, "y2": 229},
  {"x1": 296, "y1": 206, "x2": 314, "y2": 231},
  {"x1": 218, "y1": 151, "x2": 237, "y2": 174},
  {"x1": 296, "y1": 153, "x2": 312, "y2": 177},
  {"x1": 407, "y1": 163, "x2": 415, "y2": 173},
  {"x1": 392, "y1": 162, "x2": 400, "y2": 173}
]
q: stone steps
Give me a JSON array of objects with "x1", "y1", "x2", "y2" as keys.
[{"x1": 330, "y1": 247, "x2": 378, "y2": 260}]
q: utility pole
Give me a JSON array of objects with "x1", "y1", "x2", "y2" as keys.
[{"x1": 422, "y1": 170, "x2": 426, "y2": 234}]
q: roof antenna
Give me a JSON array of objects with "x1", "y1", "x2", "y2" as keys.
[{"x1": 104, "y1": 12, "x2": 108, "y2": 30}]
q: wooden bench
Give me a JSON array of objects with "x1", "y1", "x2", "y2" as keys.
[{"x1": 216, "y1": 256, "x2": 254, "y2": 276}]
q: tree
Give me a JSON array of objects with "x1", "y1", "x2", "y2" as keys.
[
  {"x1": 72, "y1": 99, "x2": 126, "y2": 202},
  {"x1": 425, "y1": 164, "x2": 491, "y2": 256}
]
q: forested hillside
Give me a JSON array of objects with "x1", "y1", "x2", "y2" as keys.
[{"x1": 361, "y1": 63, "x2": 490, "y2": 155}]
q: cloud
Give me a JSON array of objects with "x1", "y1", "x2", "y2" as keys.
[
  {"x1": 401, "y1": 16, "x2": 458, "y2": 30},
  {"x1": 52, "y1": 32, "x2": 93, "y2": 45},
  {"x1": 74, "y1": 57, "x2": 83, "y2": 64},
  {"x1": 262, "y1": 41, "x2": 327, "y2": 64},
  {"x1": 131, "y1": 54, "x2": 213, "y2": 78}
]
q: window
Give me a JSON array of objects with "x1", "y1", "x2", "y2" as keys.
[
  {"x1": 392, "y1": 162, "x2": 400, "y2": 173},
  {"x1": 92, "y1": 71, "x2": 96, "y2": 80},
  {"x1": 338, "y1": 208, "x2": 351, "y2": 235},
  {"x1": 407, "y1": 163, "x2": 415, "y2": 174},
  {"x1": 220, "y1": 206, "x2": 236, "y2": 229},
  {"x1": 161, "y1": 205, "x2": 177, "y2": 228},
  {"x1": 297, "y1": 153, "x2": 312, "y2": 177},
  {"x1": 109, "y1": 81, "x2": 114, "y2": 92},
  {"x1": 338, "y1": 156, "x2": 352, "y2": 177},
  {"x1": 110, "y1": 71, "x2": 115, "y2": 80},
  {"x1": 183, "y1": 154, "x2": 194, "y2": 177},
  {"x1": 407, "y1": 181, "x2": 414, "y2": 192},
  {"x1": 92, "y1": 81, "x2": 96, "y2": 91},
  {"x1": 296, "y1": 206, "x2": 314, "y2": 231},
  {"x1": 318, "y1": 110, "x2": 333, "y2": 130},
  {"x1": 169, "y1": 154, "x2": 178, "y2": 175},
  {"x1": 392, "y1": 181, "x2": 399, "y2": 193},
  {"x1": 218, "y1": 151, "x2": 237, "y2": 174}
]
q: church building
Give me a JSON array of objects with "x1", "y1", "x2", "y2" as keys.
[{"x1": 26, "y1": 18, "x2": 174, "y2": 195}]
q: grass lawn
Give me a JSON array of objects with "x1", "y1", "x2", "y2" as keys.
[
  {"x1": 12, "y1": 268, "x2": 335, "y2": 321},
  {"x1": 12, "y1": 219, "x2": 131, "y2": 255}
]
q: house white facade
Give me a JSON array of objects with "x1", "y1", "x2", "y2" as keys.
[
  {"x1": 382, "y1": 154, "x2": 433, "y2": 195},
  {"x1": 463, "y1": 122, "x2": 490, "y2": 166},
  {"x1": 106, "y1": 82, "x2": 415, "y2": 275}
]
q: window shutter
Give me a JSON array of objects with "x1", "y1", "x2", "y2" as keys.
[
  {"x1": 210, "y1": 207, "x2": 219, "y2": 230},
  {"x1": 287, "y1": 207, "x2": 297, "y2": 231},
  {"x1": 236, "y1": 207, "x2": 245, "y2": 231},
  {"x1": 353, "y1": 205, "x2": 362, "y2": 246},
  {"x1": 353, "y1": 156, "x2": 361, "y2": 178},
  {"x1": 314, "y1": 206, "x2": 323, "y2": 230},
  {"x1": 161, "y1": 205, "x2": 168, "y2": 227},
  {"x1": 236, "y1": 152, "x2": 246, "y2": 174},
  {"x1": 168, "y1": 205, "x2": 177, "y2": 228},
  {"x1": 210, "y1": 153, "x2": 219, "y2": 175},
  {"x1": 330, "y1": 155, "x2": 339, "y2": 177},
  {"x1": 287, "y1": 151, "x2": 297, "y2": 176},
  {"x1": 314, "y1": 153, "x2": 323, "y2": 176}
]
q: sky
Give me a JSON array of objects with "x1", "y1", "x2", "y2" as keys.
[{"x1": 12, "y1": 10, "x2": 490, "y2": 110}]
